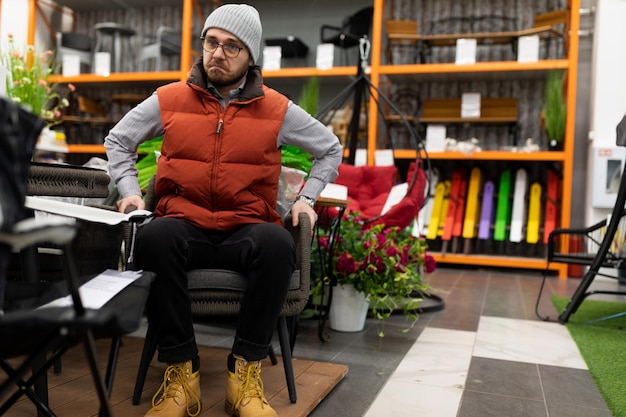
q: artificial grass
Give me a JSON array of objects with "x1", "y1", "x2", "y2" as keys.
[{"x1": 553, "y1": 296, "x2": 626, "y2": 417}]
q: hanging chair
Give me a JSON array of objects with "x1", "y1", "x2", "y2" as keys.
[{"x1": 333, "y1": 160, "x2": 427, "y2": 230}]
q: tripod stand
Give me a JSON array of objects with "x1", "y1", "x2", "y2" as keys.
[
  {"x1": 313, "y1": 38, "x2": 443, "y2": 340},
  {"x1": 317, "y1": 37, "x2": 425, "y2": 167}
]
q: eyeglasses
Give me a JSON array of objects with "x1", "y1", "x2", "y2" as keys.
[{"x1": 201, "y1": 38, "x2": 244, "y2": 58}]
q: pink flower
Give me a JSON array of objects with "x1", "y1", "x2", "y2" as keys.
[
  {"x1": 336, "y1": 253, "x2": 358, "y2": 275},
  {"x1": 424, "y1": 254, "x2": 436, "y2": 273},
  {"x1": 385, "y1": 246, "x2": 397, "y2": 257}
]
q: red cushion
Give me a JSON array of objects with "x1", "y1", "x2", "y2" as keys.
[
  {"x1": 335, "y1": 163, "x2": 398, "y2": 204},
  {"x1": 333, "y1": 162, "x2": 426, "y2": 229},
  {"x1": 366, "y1": 162, "x2": 427, "y2": 230}
]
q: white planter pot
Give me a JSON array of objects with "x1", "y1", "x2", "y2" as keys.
[{"x1": 329, "y1": 284, "x2": 369, "y2": 332}]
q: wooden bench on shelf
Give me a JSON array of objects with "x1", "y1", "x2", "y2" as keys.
[
  {"x1": 419, "y1": 97, "x2": 519, "y2": 146},
  {"x1": 386, "y1": 9, "x2": 568, "y2": 63}
]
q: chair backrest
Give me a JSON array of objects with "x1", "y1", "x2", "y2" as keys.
[
  {"x1": 321, "y1": 6, "x2": 374, "y2": 48},
  {"x1": 56, "y1": 32, "x2": 93, "y2": 69},
  {"x1": 158, "y1": 26, "x2": 182, "y2": 52},
  {"x1": 343, "y1": 6, "x2": 374, "y2": 40}
]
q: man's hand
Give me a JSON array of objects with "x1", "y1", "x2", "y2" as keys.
[
  {"x1": 116, "y1": 194, "x2": 145, "y2": 213},
  {"x1": 291, "y1": 200, "x2": 317, "y2": 234}
]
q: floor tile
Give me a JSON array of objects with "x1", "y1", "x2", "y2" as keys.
[
  {"x1": 465, "y1": 357, "x2": 544, "y2": 400},
  {"x1": 473, "y1": 316, "x2": 587, "y2": 369},
  {"x1": 458, "y1": 390, "x2": 548, "y2": 417},
  {"x1": 364, "y1": 381, "x2": 462, "y2": 417},
  {"x1": 539, "y1": 364, "x2": 610, "y2": 411}
]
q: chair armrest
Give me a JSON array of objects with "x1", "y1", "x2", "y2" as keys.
[
  {"x1": 283, "y1": 212, "x2": 311, "y2": 275},
  {"x1": 320, "y1": 24, "x2": 343, "y2": 42},
  {"x1": 0, "y1": 218, "x2": 76, "y2": 252}
]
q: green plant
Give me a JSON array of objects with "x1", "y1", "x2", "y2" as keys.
[
  {"x1": 314, "y1": 211, "x2": 436, "y2": 333},
  {"x1": 281, "y1": 76, "x2": 319, "y2": 174},
  {"x1": 1, "y1": 34, "x2": 73, "y2": 121},
  {"x1": 542, "y1": 70, "x2": 567, "y2": 145}
]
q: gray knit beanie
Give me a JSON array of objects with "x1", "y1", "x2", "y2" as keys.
[{"x1": 201, "y1": 4, "x2": 262, "y2": 64}]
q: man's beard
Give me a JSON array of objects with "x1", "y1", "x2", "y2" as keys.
[{"x1": 206, "y1": 61, "x2": 249, "y2": 87}]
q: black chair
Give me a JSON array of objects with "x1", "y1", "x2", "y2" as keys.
[
  {"x1": 535, "y1": 114, "x2": 626, "y2": 323},
  {"x1": 138, "y1": 26, "x2": 183, "y2": 71},
  {"x1": 55, "y1": 32, "x2": 93, "y2": 73},
  {"x1": 131, "y1": 176, "x2": 311, "y2": 405},
  {"x1": 320, "y1": 6, "x2": 374, "y2": 64},
  {"x1": 0, "y1": 97, "x2": 154, "y2": 416}
]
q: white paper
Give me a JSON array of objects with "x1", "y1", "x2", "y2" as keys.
[
  {"x1": 94, "y1": 52, "x2": 111, "y2": 76},
  {"x1": 374, "y1": 149, "x2": 394, "y2": 166},
  {"x1": 461, "y1": 92, "x2": 481, "y2": 118},
  {"x1": 316, "y1": 43, "x2": 334, "y2": 70},
  {"x1": 262, "y1": 46, "x2": 282, "y2": 70},
  {"x1": 517, "y1": 35, "x2": 540, "y2": 63},
  {"x1": 62, "y1": 54, "x2": 81, "y2": 77},
  {"x1": 455, "y1": 38, "x2": 477, "y2": 65},
  {"x1": 25, "y1": 196, "x2": 153, "y2": 226},
  {"x1": 425, "y1": 124, "x2": 447, "y2": 152},
  {"x1": 381, "y1": 183, "x2": 408, "y2": 215},
  {"x1": 319, "y1": 183, "x2": 348, "y2": 201},
  {"x1": 38, "y1": 269, "x2": 143, "y2": 310}
]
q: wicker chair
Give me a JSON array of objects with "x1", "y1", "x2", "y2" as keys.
[
  {"x1": 20, "y1": 163, "x2": 121, "y2": 281},
  {"x1": 132, "y1": 176, "x2": 311, "y2": 405}
]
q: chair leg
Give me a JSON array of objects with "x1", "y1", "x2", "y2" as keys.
[
  {"x1": 104, "y1": 336, "x2": 122, "y2": 395},
  {"x1": 82, "y1": 330, "x2": 113, "y2": 417},
  {"x1": 132, "y1": 323, "x2": 158, "y2": 405},
  {"x1": 286, "y1": 316, "x2": 299, "y2": 353},
  {"x1": 268, "y1": 345, "x2": 278, "y2": 365},
  {"x1": 277, "y1": 316, "x2": 297, "y2": 403},
  {"x1": 32, "y1": 354, "x2": 49, "y2": 417}
]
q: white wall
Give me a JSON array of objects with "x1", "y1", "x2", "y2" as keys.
[
  {"x1": 587, "y1": 0, "x2": 626, "y2": 224},
  {"x1": 0, "y1": 0, "x2": 30, "y2": 49},
  {"x1": 1, "y1": 0, "x2": 73, "y2": 50}
]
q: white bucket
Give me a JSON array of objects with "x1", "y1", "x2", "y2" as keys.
[{"x1": 329, "y1": 284, "x2": 369, "y2": 332}]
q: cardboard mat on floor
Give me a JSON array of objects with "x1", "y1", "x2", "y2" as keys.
[{"x1": 3, "y1": 336, "x2": 348, "y2": 417}]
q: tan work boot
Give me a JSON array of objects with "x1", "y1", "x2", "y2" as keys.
[
  {"x1": 225, "y1": 355, "x2": 277, "y2": 417},
  {"x1": 145, "y1": 360, "x2": 201, "y2": 417}
]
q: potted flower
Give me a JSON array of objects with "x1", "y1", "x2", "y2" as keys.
[
  {"x1": 315, "y1": 210, "x2": 436, "y2": 334},
  {"x1": 541, "y1": 70, "x2": 567, "y2": 150},
  {"x1": 1, "y1": 34, "x2": 74, "y2": 123}
]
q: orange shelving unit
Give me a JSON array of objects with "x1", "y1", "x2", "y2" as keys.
[{"x1": 28, "y1": 0, "x2": 579, "y2": 276}]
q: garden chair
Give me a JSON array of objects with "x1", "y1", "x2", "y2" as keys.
[
  {"x1": 131, "y1": 175, "x2": 311, "y2": 405},
  {"x1": 0, "y1": 97, "x2": 153, "y2": 416}
]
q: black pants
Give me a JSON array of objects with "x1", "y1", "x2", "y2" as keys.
[{"x1": 135, "y1": 217, "x2": 296, "y2": 364}]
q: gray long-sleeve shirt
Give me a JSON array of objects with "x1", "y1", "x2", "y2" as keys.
[{"x1": 105, "y1": 82, "x2": 343, "y2": 202}]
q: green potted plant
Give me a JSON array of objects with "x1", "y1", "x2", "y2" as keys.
[
  {"x1": 542, "y1": 70, "x2": 567, "y2": 150},
  {"x1": 315, "y1": 211, "x2": 436, "y2": 335}
]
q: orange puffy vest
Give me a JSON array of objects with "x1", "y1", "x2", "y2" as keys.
[{"x1": 155, "y1": 77, "x2": 289, "y2": 231}]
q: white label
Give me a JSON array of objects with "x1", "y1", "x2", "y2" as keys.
[
  {"x1": 94, "y1": 52, "x2": 111, "y2": 76},
  {"x1": 455, "y1": 38, "x2": 477, "y2": 65},
  {"x1": 316, "y1": 43, "x2": 335, "y2": 70},
  {"x1": 461, "y1": 93, "x2": 481, "y2": 118},
  {"x1": 517, "y1": 35, "x2": 540, "y2": 63},
  {"x1": 62, "y1": 54, "x2": 81, "y2": 77},
  {"x1": 262, "y1": 46, "x2": 282, "y2": 70}
]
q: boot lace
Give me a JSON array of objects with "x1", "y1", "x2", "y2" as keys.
[
  {"x1": 151, "y1": 364, "x2": 201, "y2": 417},
  {"x1": 233, "y1": 362, "x2": 268, "y2": 410}
]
